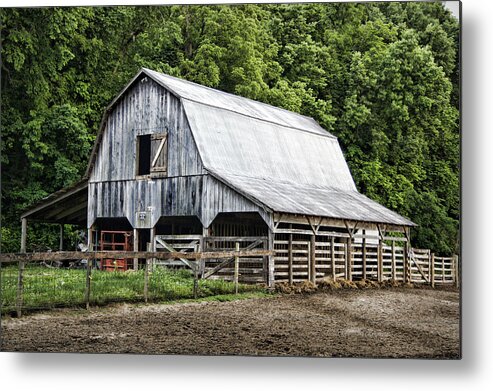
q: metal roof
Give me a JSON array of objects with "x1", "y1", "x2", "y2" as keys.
[
  {"x1": 143, "y1": 68, "x2": 332, "y2": 137},
  {"x1": 142, "y1": 68, "x2": 415, "y2": 227},
  {"x1": 211, "y1": 172, "x2": 415, "y2": 226}
]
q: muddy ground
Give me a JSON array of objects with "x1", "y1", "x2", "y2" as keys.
[{"x1": 1, "y1": 288, "x2": 460, "y2": 358}]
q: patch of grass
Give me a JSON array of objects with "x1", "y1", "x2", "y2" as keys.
[{"x1": 0, "y1": 265, "x2": 266, "y2": 314}]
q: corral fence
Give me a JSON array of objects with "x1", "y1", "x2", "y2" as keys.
[
  {"x1": 0, "y1": 248, "x2": 271, "y2": 317},
  {"x1": 273, "y1": 233, "x2": 459, "y2": 288}
]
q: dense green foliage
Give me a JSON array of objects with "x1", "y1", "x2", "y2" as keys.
[
  {"x1": 1, "y1": 3, "x2": 459, "y2": 254},
  {"x1": 0, "y1": 266, "x2": 266, "y2": 314}
]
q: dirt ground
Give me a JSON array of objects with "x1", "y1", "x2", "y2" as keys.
[{"x1": 1, "y1": 288, "x2": 460, "y2": 358}]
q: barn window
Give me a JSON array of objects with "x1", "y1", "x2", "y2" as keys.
[
  {"x1": 136, "y1": 133, "x2": 168, "y2": 177},
  {"x1": 136, "y1": 134, "x2": 151, "y2": 175}
]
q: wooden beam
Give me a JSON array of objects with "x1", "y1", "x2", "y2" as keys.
[
  {"x1": 431, "y1": 253, "x2": 435, "y2": 288},
  {"x1": 274, "y1": 214, "x2": 284, "y2": 230},
  {"x1": 288, "y1": 232, "x2": 293, "y2": 284},
  {"x1": 310, "y1": 234, "x2": 316, "y2": 284},
  {"x1": 20, "y1": 218, "x2": 27, "y2": 253},
  {"x1": 59, "y1": 224, "x2": 64, "y2": 251},
  {"x1": 331, "y1": 236, "x2": 335, "y2": 280},
  {"x1": 234, "y1": 242, "x2": 240, "y2": 294},
  {"x1": 133, "y1": 229, "x2": 139, "y2": 271},
  {"x1": 362, "y1": 230, "x2": 367, "y2": 280},
  {"x1": 202, "y1": 239, "x2": 265, "y2": 279},
  {"x1": 267, "y1": 229, "x2": 275, "y2": 287},
  {"x1": 0, "y1": 249, "x2": 273, "y2": 264},
  {"x1": 347, "y1": 237, "x2": 352, "y2": 281},
  {"x1": 391, "y1": 240, "x2": 396, "y2": 281}
]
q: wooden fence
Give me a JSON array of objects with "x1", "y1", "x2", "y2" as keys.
[
  {"x1": 0, "y1": 248, "x2": 272, "y2": 317},
  {"x1": 273, "y1": 235, "x2": 459, "y2": 287}
]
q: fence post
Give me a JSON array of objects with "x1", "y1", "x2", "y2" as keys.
[
  {"x1": 331, "y1": 236, "x2": 336, "y2": 281},
  {"x1": 362, "y1": 232, "x2": 367, "y2": 280},
  {"x1": 193, "y1": 243, "x2": 200, "y2": 299},
  {"x1": 133, "y1": 229, "x2": 139, "y2": 271},
  {"x1": 442, "y1": 256, "x2": 445, "y2": 283},
  {"x1": 391, "y1": 240, "x2": 396, "y2": 281},
  {"x1": 403, "y1": 242, "x2": 408, "y2": 283},
  {"x1": 234, "y1": 242, "x2": 240, "y2": 294},
  {"x1": 454, "y1": 255, "x2": 460, "y2": 289},
  {"x1": 431, "y1": 253, "x2": 435, "y2": 288},
  {"x1": 16, "y1": 261, "x2": 25, "y2": 318},
  {"x1": 310, "y1": 234, "x2": 316, "y2": 284},
  {"x1": 377, "y1": 241, "x2": 383, "y2": 283},
  {"x1": 288, "y1": 233, "x2": 293, "y2": 285},
  {"x1": 84, "y1": 255, "x2": 92, "y2": 310},
  {"x1": 144, "y1": 242, "x2": 150, "y2": 303},
  {"x1": 16, "y1": 218, "x2": 28, "y2": 317}
]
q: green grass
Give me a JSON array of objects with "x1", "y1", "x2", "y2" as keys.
[{"x1": 0, "y1": 266, "x2": 266, "y2": 314}]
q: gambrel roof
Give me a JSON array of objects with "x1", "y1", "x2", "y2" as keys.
[{"x1": 139, "y1": 69, "x2": 414, "y2": 227}]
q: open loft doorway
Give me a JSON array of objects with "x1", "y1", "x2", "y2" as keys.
[
  {"x1": 154, "y1": 215, "x2": 203, "y2": 236},
  {"x1": 209, "y1": 212, "x2": 268, "y2": 237}
]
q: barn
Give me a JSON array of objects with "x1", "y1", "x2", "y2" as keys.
[{"x1": 20, "y1": 68, "x2": 415, "y2": 286}]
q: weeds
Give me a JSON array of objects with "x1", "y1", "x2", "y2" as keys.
[{"x1": 0, "y1": 265, "x2": 265, "y2": 314}]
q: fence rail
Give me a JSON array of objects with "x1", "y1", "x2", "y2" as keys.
[{"x1": 0, "y1": 247, "x2": 273, "y2": 317}]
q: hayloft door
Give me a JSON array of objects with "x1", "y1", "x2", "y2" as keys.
[{"x1": 150, "y1": 133, "x2": 168, "y2": 174}]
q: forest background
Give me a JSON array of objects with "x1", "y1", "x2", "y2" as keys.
[{"x1": 0, "y1": 2, "x2": 460, "y2": 254}]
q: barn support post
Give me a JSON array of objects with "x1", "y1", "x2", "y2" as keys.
[
  {"x1": 391, "y1": 240, "x2": 396, "y2": 281},
  {"x1": 362, "y1": 230, "x2": 367, "y2": 280},
  {"x1": 133, "y1": 229, "x2": 139, "y2": 271},
  {"x1": 377, "y1": 225, "x2": 383, "y2": 282},
  {"x1": 331, "y1": 236, "x2": 336, "y2": 280},
  {"x1": 59, "y1": 224, "x2": 64, "y2": 251},
  {"x1": 310, "y1": 234, "x2": 316, "y2": 284},
  {"x1": 200, "y1": 226, "x2": 208, "y2": 277},
  {"x1": 403, "y1": 227, "x2": 410, "y2": 283},
  {"x1": 150, "y1": 226, "x2": 156, "y2": 272},
  {"x1": 267, "y1": 228, "x2": 275, "y2": 288},
  {"x1": 16, "y1": 218, "x2": 28, "y2": 317},
  {"x1": 346, "y1": 237, "x2": 352, "y2": 281},
  {"x1": 234, "y1": 242, "x2": 240, "y2": 294},
  {"x1": 288, "y1": 230, "x2": 293, "y2": 284}
]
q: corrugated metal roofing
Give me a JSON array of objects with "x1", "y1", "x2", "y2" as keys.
[
  {"x1": 183, "y1": 100, "x2": 356, "y2": 192},
  {"x1": 143, "y1": 68, "x2": 331, "y2": 137},
  {"x1": 90, "y1": 68, "x2": 416, "y2": 227},
  {"x1": 212, "y1": 172, "x2": 415, "y2": 227},
  {"x1": 143, "y1": 68, "x2": 414, "y2": 227}
]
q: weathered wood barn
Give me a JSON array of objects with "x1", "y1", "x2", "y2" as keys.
[{"x1": 21, "y1": 68, "x2": 416, "y2": 286}]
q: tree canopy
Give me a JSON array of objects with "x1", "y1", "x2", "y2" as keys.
[{"x1": 0, "y1": 2, "x2": 460, "y2": 254}]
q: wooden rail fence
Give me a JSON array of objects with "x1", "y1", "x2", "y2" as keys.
[
  {"x1": 0, "y1": 248, "x2": 272, "y2": 317},
  {"x1": 273, "y1": 235, "x2": 459, "y2": 288}
]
